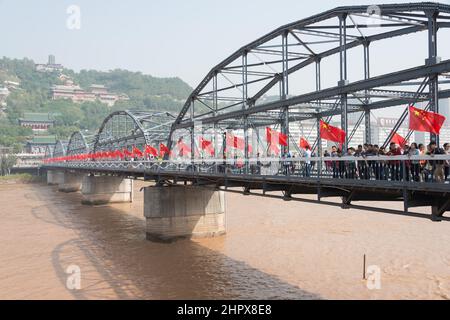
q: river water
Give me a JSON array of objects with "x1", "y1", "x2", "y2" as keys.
[{"x1": 1, "y1": 181, "x2": 450, "y2": 299}]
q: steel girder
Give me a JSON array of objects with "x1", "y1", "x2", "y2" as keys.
[
  {"x1": 169, "y1": 2, "x2": 450, "y2": 149},
  {"x1": 174, "y1": 60, "x2": 450, "y2": 129}
]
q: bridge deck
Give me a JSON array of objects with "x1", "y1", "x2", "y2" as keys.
[{"x1": 42, "y1": 161, "x2": 450, "y2": 220}]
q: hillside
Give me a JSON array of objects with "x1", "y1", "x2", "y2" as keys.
[{"x1": 0, "y1": 57, "x2": 193, "y2": 148}]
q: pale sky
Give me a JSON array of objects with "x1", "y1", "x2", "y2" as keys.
[{"x1": 1, "y1": 0, "x2": 449, "y2": 89}]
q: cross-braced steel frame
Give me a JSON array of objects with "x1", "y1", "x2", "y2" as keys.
[
  {"x1": 44, "y1": 145, "x2": 55, "y2": 159},
  {"x1": 53, "y1": 140, "x2": 67, "y2": 158},
  {"x1": 168, "y1": 2, "x2": 450, "y2": 166},
  {"x1": 93, "y1": 110, "x2": 176, "y2": 153},
  {"x1": 67, "y1": 131, "x2": 94, "y2": 156}
]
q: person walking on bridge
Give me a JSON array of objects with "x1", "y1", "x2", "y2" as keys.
[
  {"x1": 331, "y1": 146, "x2": 339, "y2": 178},
  {"x1": 444, "y1": 143, "x2": 450, "y2": 181},
  {"x1": 387, "y1": 142, "x2": 402, "y2": 181},
  {"x1": 303, "y1": 146, "x2": 312, "y2": 177},
  {"x1": 408, "y1": 143, "x2": 420, "y2": 182},
  {"x1": 429, "y1": 142, "x2": 445, "y2": 183}
]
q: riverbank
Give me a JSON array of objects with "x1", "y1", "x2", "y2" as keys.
[
  {"x1": 0, "y1": 181, "x2": 449, "y2": 299},
  {"x1": 0, "y1": 174, "x2": 42, "y2": 184}
]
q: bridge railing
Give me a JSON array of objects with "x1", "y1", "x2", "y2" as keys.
[{"x1": 44, "y1": 154, "x2": 450, "y2": 185}]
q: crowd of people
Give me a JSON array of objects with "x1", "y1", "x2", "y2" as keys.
[
  {"x1": 120, "y1": 140, "x2": 450, "y2": 184},
  {"x1": 280, "y1": 141, "x2": 450, "y2": 183}
]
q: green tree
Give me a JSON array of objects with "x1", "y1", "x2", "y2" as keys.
[{"x1": 0, "y1": 154, "x2": 17, "y2": 176}]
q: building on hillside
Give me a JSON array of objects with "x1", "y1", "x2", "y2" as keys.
[
  {"x1": 3, "y1": 81, "x2": 20, "y2": 90},
  {"x1": 0, "y1": 87, "x2": 9, "y2": 107},
  {"x1": 0, "y1": 80, "x2": 20, "y2": 109},
  {"x1": 36, "y1": 55, "x2": 64, "y2": 73},
  {"x1": 0, "y1": 146, "x2": 14, "y2": 155},
  {"x1": 51, "y1": 83, "x2": 96, "y2": 103},
  {"x1": 25, "y1": 135, "x2": 57, "y2": 154},
  {"x1": 89, "y1": 84, "x2": 108, "y2": 95},
  {"x1": 19, "y1": 113, "x2": 55, "y2": 132},
  {"x1": 50, "y1": 81, "x2": 129, "y2": 107}
]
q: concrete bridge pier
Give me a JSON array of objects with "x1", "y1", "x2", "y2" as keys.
[
  {"x1": 47, "y1": 170, "x2": 65, "y2": 185},
  {"x1": 58, "y1": 172, "x2": 84, "y2": 193},
  {"x1": 46, "y1": 170, "x2": 56, "y2": 185},
  {"x1": 81, "y1": 175, "x2": 134, "y2": 205},
  {"x1": 144, "y1": 185, "x2": 226, "y2": 242}
]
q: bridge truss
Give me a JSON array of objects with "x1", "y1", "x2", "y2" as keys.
[
  {"x1": 168, "y1": 2, "x2": 450, "y2": 167},
  {"x1": 42, "y1": 3, "x2": 450, "y2": 220},
  {"x1": 93, "y1": 110, "x2": 176, "y2": 153},
  {"x1": 52, "y1": 140, "x2": 68, "y2": 158},
  {"x1": 67, "y1": 131, "x2": 95, "y2": 156}
]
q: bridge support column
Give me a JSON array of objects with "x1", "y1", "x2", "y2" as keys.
[
  {"x1": 47, "y1": 170, "x2": 65, "y2": 185},
  {"x1": 81, "y1": 175, "x2": 133, "y2": 205},
  {"x1": 58, "y1": 172, "x2": 84, "y2": 193},
  {"x1": 144, "y1": 186, "x2": 226, "y2": 242},
  {"x1": 46, "y1": 170, "x2": 56, "y2": 185},
  {"x1": 431, "y1": 198, "x2": 450, "y2": 222}
]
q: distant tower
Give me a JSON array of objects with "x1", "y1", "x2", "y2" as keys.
[{"x1": 48, "y1": 54, "x2": 56, "y2": 65}]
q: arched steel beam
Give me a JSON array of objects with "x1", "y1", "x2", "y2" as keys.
[
  {"x1": 93, "y1": 110, "x2": 176, "y2": 153},
  {"x1": 53, "y1": 140, "x2": 67, "y2": 158},
  {"x1": 171, "y1": 2, "x2": 450, "y2": 131},
  {"x1": 67, "y1": 131, "x2": 91, "y2": 156},
  {"x1": 93, "y1": 110, "x2": 151, "y2": 152},
  {"x1": 44, "y1": 145, "x2": 54, "y2": 159}
]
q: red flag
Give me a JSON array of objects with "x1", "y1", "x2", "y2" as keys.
[
  {"x1": 114, "y1": 150, "x2": 125, "y2": 159},
  {"x1": 268, "y1": 143, "x2": 280, "y2": 155},
  {"x1": 123, "y1": 148, "x2": 133, "y2": 157},
  {"x1": 409, "y1": 105, "x2": 446, "y2": 134},
  {"x1": 144, "y1": 145, "x2": 158, "y2": 157},
  {"x1": 234, "y1": 136, "x2": 245, "y2": 150},
  {"x1": 226, "y1": 133, "x2": 235, "y2": 149},
  {"x1": 299, "y1": 137, "x2": 311, "y2": 149},
  {"x1": 132, "y1": 146, "x2": 143, "y2": 157},
  {"x1": 177, "y1": 140, "x2": 191, "y2": 156},
  {"x1": 159, "y1": 143, "x2": 170, "y2": 157},
  {"x1": 105, "y1": 151, "x2": 112, "y2": 159},
  {"x1": 234, "y1": 136, "x2": 253, "y2": 152},
  {"x1": 391, "y1": 132, "x2": 407, "y2": 147},
  {"x1": 319, "y1": 120, "x2": 346, "y2": 143},
  {"x1": 199, "y1": 137, "x2": 215, "y2": 156},
  {"x1": 266, "y1": 127, "x2": 288, "y2": 146},
  {"x1": 226, "y1": 133, "x2": 252, "y2": 153}
]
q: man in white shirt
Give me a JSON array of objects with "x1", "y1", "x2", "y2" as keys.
[{"x1": 304, "y1": 146, "x2": 312, "y2": 177}]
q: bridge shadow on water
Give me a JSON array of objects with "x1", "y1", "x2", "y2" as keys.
[{"x1": 32, "y1": 183, "x2": 321, "y2": 300}]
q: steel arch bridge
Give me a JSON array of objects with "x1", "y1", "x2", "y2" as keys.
[
  {"x1": 93, "y1": 110, "x2": 176, "y2": 153},
  {"x1": 168, "y1": 1, "x2": 450, "y2": 160},
  {"x1": 42, "y1": 3, "x2": 450, "y2": 220}
]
